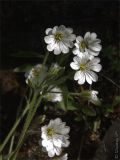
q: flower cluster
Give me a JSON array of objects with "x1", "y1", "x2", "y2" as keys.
[
  {"x1": 44, "y1": 25, "x2": 102, "y2": 85},
  {"x1": 41, "y1": 118, "x2": 70, "y2": 158},
  {"x1": 24, "y1": 25, "x2": 103, "y2": 159}
]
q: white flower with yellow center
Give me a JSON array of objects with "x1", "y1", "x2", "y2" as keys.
[
  {"x1": 70, "y1": 54, "x2": 102, "y2": 85},
  {"x1": 44, "y1": 25, "x2": 76, "y2": 55},
  {"x1": 73, "y1": 32, "x2": 102, "y2": 58},
  {"x1": 46, "y1": 86, "x2": 63, "y2": 102},
  {"x1": 41, "y1": 118, "x2": 70, "y2": 157}
]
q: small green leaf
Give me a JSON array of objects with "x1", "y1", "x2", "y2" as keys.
[
  {"x1": 67, "y1": 101, "x2": 77, "y2": 111},
  {"x1": 13, "y1": 64, "x2": 34, "y2": 72},
  {"x1": 112, "y1": 96, "x2": 120, "y2": 107},
  {"x1": 57, "y1": 101, "x2": 66, "y2": 111},
  {"x1": 10, "y1": 51, "x2": 44, "y2": 58},
  {"x1": 82, "y1": 106, "x2": 96, "y2": 116},
  {"x1": 75, "y1": 116, "x2": 83, "y2": 122},
  {"x1": 105, "y1": 104, "x2": 114, "y2": 113}
]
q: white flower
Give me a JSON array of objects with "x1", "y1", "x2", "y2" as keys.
[
  {"x1": 41, "y1": 118, "x2": 70, "y2": 157},
  {"x1": 73, "y1": 32, "x2": 102, "y2": 58},
  {"x1": 49, "y1": 63, "x2": 63, "y2": 75},
  {"x1": 44, "y1": 25, "x2": 76, "y2": 55},
  {"x1": 70, "y1": 54, "x2": 102, "y2": 85},
  {"x1": 90, "y1": 90, "x2": 99, "y2": 102},
  {"x1": 46, "y1": 86, "x2": 63, "y2": 102},
  {"x1": 25, "y1": 64, "x2": 47, "y2": 87},
  {"x1": 89, "y1": 90, "x2": 101, "y2": 105}
]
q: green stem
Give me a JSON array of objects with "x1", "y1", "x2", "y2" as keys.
[
  {"x1": 8, "y1": 135, "x2": 15, "y2": 160},
  {"x1": 11, "y1": 94, "x2": 42, "y2": 160},
  {"x1": 0, "y1": 89, "x2": 35, "y2": 154},
  {"x1": 42, "y1": 51, "x2": 49, "y2": 66},
  {"x1": 77, "y1": 133, "x2": 85, "y2": 160},
  {"x1": 0, "y1": 102, "x2": 30, "y2": 153},
  {"x1": 100, "y1": 73, "x2": 120, "y2": 89}
]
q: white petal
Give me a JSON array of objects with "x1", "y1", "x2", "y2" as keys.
[
  {"x1": 74, "y1": 71, "x2": 85, "y2": 84},
  {"x1": 70, "y1": 62, "x2": 79, "y2": 70},
  {"x1": 54, "y1": 146, "x2": 62, "y2": 156},
  {"x1": 59, "y1": 126, "x2": 70, "y2": 135},
  {"x1": 68, "y1": 41, "x2": 74, "y2": 48},
  {"x1": 53, "y1": 138, "x2": 62, "y2": 148},
  {"x1": 44, "y1": 35, "x2": 54, "y2": 44},
  {"x1": 63, "y1": 40, "x2": 73, "y2": 48},
  {"x1": 76, "y1": 36, "x2": 83, "y2": 43},
  {"x1": 77, "y1": 73, "x2": 85, "y2": 84},
  {"x1": 73, "y1": 56, "x2": 81, "y2": 64},
  {"x1": 73, "y1": 49, "x2": 85, "y2": 58},
  {"x1": 59, "y1": 25, "x2": 66, "y2": 31},
  {"x1": 91, "y1": 32, "x2": 97, "y2": 40},
  {"x1": 41, "y1": 132, "x2": 47, "y2": 139},
  {"x1": 62, "y1": 138, "x2": 70, "y2": 147},
  {"x1": 69, "y1": 34, "x2": 76, "y2": 41},
  {"x1": 74, "y1": 42, "x2": 79, "y2": 49},
  {"x1": 90, "y1": 57, "x2": 101, "y2": 64},
  {"x1": 45, "y1": 28, "x2": 52, "y2": 35},
  {"x1": 89, "y1": 44, "x2": 102, "y2": 52},
  {"x1": 54, "y1": 45, "x2": 61, "y2": 55},
  {"x1": 73, "y1": 48, "x2": 80, "y2": 55},
  {"x1": 90, "y1": 64, "x2": 102, "y2": 72},
  {"x1": 67, "y1": 27, "x2": 73, "y2": 33},
  {"x1": 86, "y1": 71, "x2": 98, "y2": 83},
  {"x1": 60, "y1": 42, "x2": 69, "y2": 53},
  {"x1": 48, "y1": 119, "x2": 54, "y2": 127},
  {"x1": 41, "y1": 126, "x2": 47, "y2": 132},
  {"x1": 86, "y1": 48, "x2": 100, "y2": 56},
  {"x1": 54, "y1": 118, "x2": 62, "y2": 125},
  {"x1": 47, "y1": 43, "x2": 56, "y2": 51},
  {"x1": 84, "y1": 32, "x2": 90, "y2": 39},
  {"x1": 59, "y1": 154, "x2": 68, "y2": 160},
  {"x1": 48, "y1": 149, "x2": 55, "y2": 157},
  {"x1": 52, "y1": 26, "x2": 58, "y2": 34},
  {"x1": 42, "y1": 139, "x2": 49, "y2": 147},
  {"x1": 85, "y1": 73, "x2": 92, "y2": 84},
  {"x1": 46, "y1": 141, "x2": 54, "y2": 150}
]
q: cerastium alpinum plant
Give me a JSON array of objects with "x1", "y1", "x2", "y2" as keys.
[{"x1": 2, "y1": 25, "x2": 117, "y2": 160}]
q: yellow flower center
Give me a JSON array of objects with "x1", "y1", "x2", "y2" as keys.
[
  {"x1": 55, "y1": 32, "x2": 64, "y2": 42},
  {"x1": 80, "y1": 41, "x2": 87, "y2": 51},
  {"x1": 80, "y1": 63, "x2": 87, "y2": 71},
  {"x1": 32, "y1": 68, "x2": 41, "y2": 76},
  {"x1": 47, "y1": 128, "x2": 55, "y2": 137}
]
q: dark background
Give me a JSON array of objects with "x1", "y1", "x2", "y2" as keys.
[
  {"x1": 0, "y1": 0, "x2": 119, "y2": 69},
  {"x1": 0, "y1": 1, "x2": 120, "y2": 159}
]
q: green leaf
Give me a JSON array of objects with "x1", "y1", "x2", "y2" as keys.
[
  {"x1": 106, "y1": 105, "x2": 114, "y2": 113},
  {"x1": 57, "y1": 101, "x2": 66, "y2": 111},
  {"x1": 13, "y1": 64, "x2": 34, "y2": 72},
  {"x1": 112, "y1": 96, "x2": 120, "y2": 107},
  {"x1": 67, "y1": 101, "x2": 77, "y2": 111},
  {"x1": 82, "y1": 106, "x2": 96, "y2": 116},
  {"x1": 10, "y1": 51, "x2": 44, "y2": 58},
  {"x1": 74, "y1": 116, "x2": 83, "y2": 122}
]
